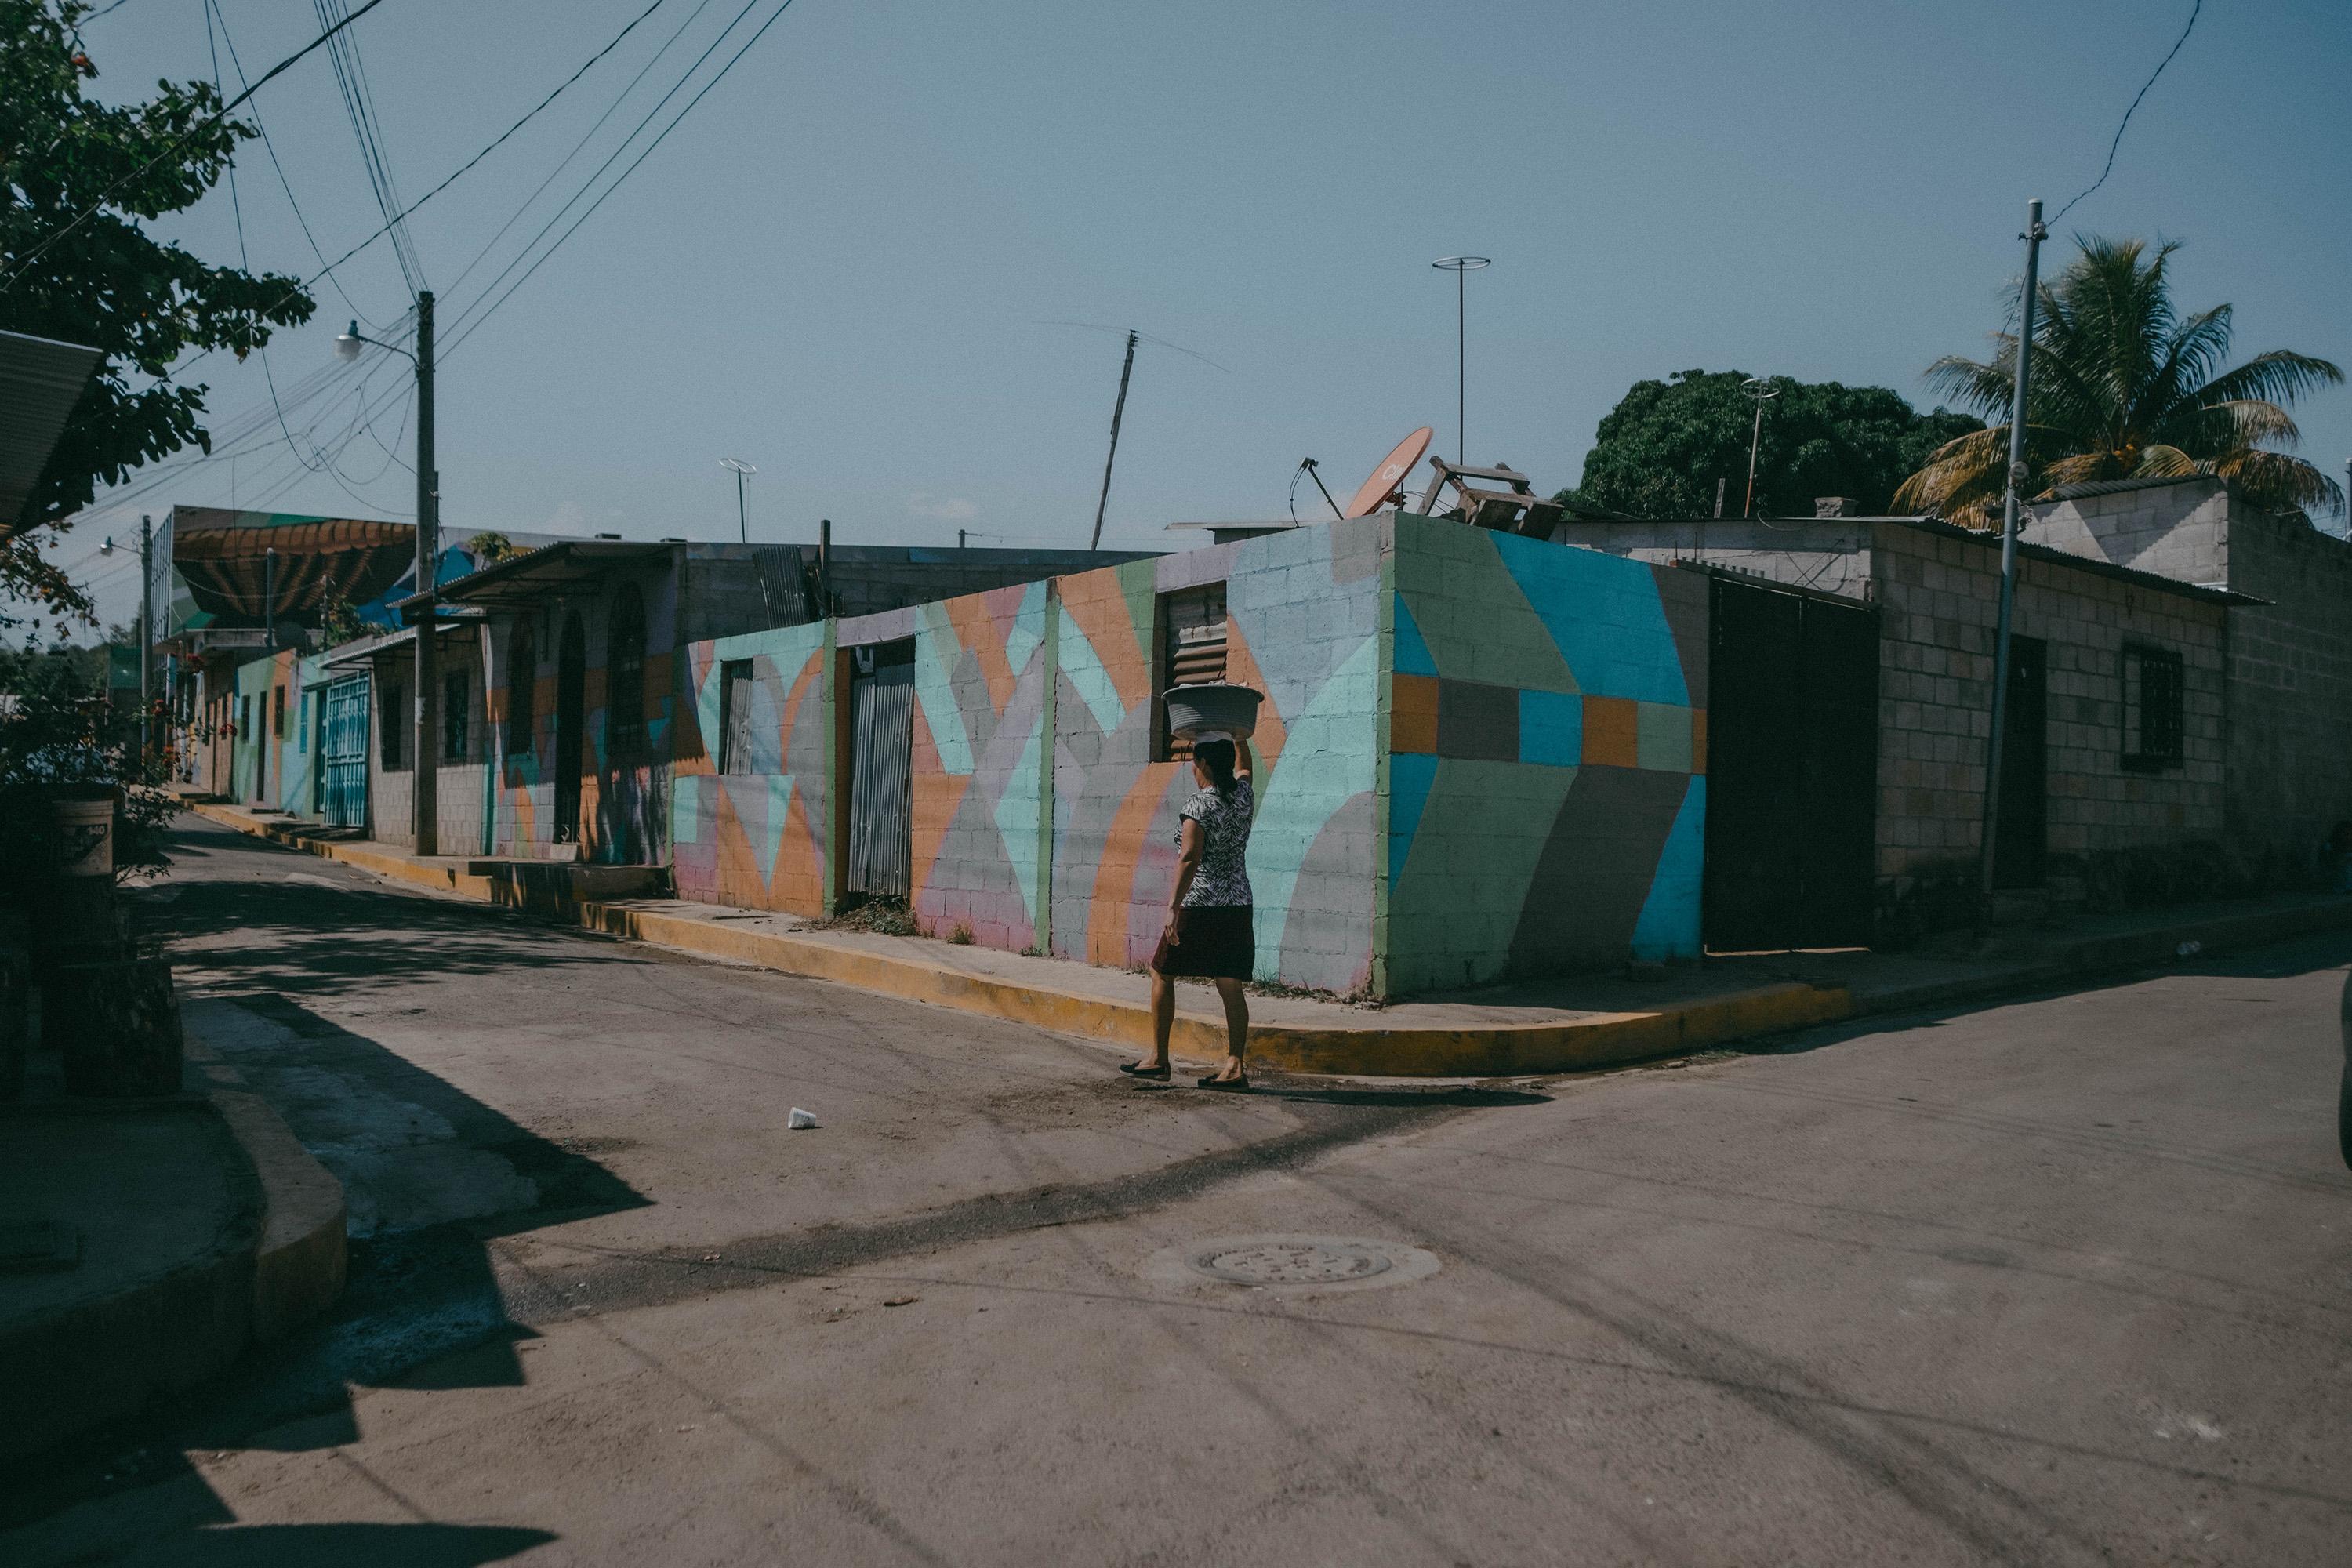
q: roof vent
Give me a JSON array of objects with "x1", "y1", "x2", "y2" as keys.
[
  {"x1": 595, "y1": 532, "x2": 622, "y2": 540},
  {"x1": 1814, "y1": 497, "x2": 1860, "y2": 518}
]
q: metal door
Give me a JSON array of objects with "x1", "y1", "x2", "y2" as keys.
[
  {"x1": 844, "y1": 641, "x2": 916, "y2": 898},
  {"x1": 1992, "y1": 636, "x2": 2047, "y2": 889},
  {"x1": 321, "y1": 674, "x2": 371, "y2": 829},
  {"x1": 554, "y1": 613, "x2": 586, "y2": 844},
  {"x1": 1702, "y1": 575, "x2": 1880, "y2": 950}
]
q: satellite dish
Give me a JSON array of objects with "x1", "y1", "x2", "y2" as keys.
[{"x1": 1345, "y1": 427, "x2": 1434, "y2": 518}]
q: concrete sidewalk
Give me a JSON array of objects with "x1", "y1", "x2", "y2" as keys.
[{"x1": 187, "y1": 800, "x2": 2352, "y2": 1076}]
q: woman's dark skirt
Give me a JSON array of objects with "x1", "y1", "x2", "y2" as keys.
[{"x1": 1150, "y1": 904, "x2": 1255, "y2": 981}]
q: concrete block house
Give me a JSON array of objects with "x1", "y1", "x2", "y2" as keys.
[
  {"x1": 671, "y1": 513, "x2": 1711, "y2": 998},
  {"x1": 1563, "y1": 509, "x2": 2250, "y2": 940}
]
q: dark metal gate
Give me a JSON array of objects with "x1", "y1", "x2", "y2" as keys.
[
  {"x1": 1703, "y1": 575, "x2": 1879, "y2": 950},
  {"x1": 322, "y1": 673, "x2": 371, "y2": 829},
  {"x1": 844, "y1": 641, "x2": 915, "y2": 898}
]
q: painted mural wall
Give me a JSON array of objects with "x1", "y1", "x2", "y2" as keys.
[
  {"x1": 487, "y1": 560, "x2": 681, "y2": 865},
  {"x1": 670, "y1": 619, "x2": 833, "y2": 913},
  {"x1": 1381, "y1": 517, "x2": 1709, "y2": 993}
]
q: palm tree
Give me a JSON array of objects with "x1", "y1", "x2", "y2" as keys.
[{"x1": 1896, "y1": 237, "x2": 2343, "y2": 526}]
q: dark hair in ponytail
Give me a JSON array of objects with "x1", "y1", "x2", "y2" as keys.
[{"x1": 1193, "y1": 737, "x2": 1239, "y2": 800}]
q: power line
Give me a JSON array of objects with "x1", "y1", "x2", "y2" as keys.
[
  {"x1": 314, "y1": 0, "x2": 426, "y2": 293},
  {"x1": 448, "y1": 0, "x2": 800, "y2": 354},
  {"x1": 443, "y1": 0, "x2": 721, "y2": 297},
  {"x1": 1, "y1": 0, "x2": 392, "y2": 291},
  {"x1": 441, "y1": 0, "x2": 772, "y2": 344},
  {"x1": 2052, "y1": 0, "x2": 2201, "y2": 224},
  {"x1": 209, "y1": 0, "x2": 378, "y2": 325}
]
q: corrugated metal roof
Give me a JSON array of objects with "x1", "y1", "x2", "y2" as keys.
[
  {"x1": 0, "y1": 328, "x2": 103, "y2": 535},
  {"x1": 2047, "y1": 475, "x2": 2223, "y2": 502}
]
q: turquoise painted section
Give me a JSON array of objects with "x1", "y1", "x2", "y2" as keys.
[
  {"x1": 1246, "y1": 630, "x2": 1377, "y2": 967},
  {"x1": 1385, "y1": 514, "x2": 1709, "y2": 990},
  {"x1": 670, "y1": 618, "x2": 831, "y2": 913},
  {"x1": 913, "y1": 601, "x2": 975, "y2": 776},
  {"x1": 991, "y1": 710, "x2": 1047, "y2": 931},
  {"x1": 1052, "y1": 615, "x2": 1127, "y2": 736},
  {"x1": 1490, "y1": 528, "x2": 1691, "y2": 706},
  {"x1": 1518, "y1": 688, "x2": 1584, "y2": 768},
  {"x1": 1002, "y1": 580, "x2": 1047, "y2": 680},
  {"x1": 1631, "y1": 775, "x2": 1706, "y2": 961},
  {"x1": 1392, "y1": 592, "x2": 1436, "y2": 677},
  {"x1": 1387, "y1": 750, "x2": 1437, "y2": 885}
]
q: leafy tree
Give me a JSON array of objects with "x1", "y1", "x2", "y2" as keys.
[
  {"x1": 1566, "y1": 370, "x2": 1981, "y2": 520},
  {"x1": 0, "y1": 0, "x2": 314, "y2": 626},
  {"x1": 0, "y1": 628, "x2": 172, "y2": 883},
  {"x1": 1898, "y1": 237, "x2": 2344, "y2": 525}
]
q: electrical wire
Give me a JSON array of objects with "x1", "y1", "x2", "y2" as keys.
[
  {"x1": 441, "y1": 0, "x2": 720, "y2": 297},
  {"x1": 2051, "y1": 0, "x2": 2201, "y2": 224},
  {"x1": 153, "y1": 0, "x2": 677, "y2": 389},
  {"x1": 314, "y1": 0, "x2": 426, "y2": 293},
  {"x1": 209, "y1": 0, "x2": 378, "y2": 325},
  {"x1": 440, "y1": 0, "x2": 779, "y2": 350},
  {"x1": 445, "y1": 0, "x2": 800, "y2": 355},
  {"x1": 1, "y1": 0, "x2": 391, "y2": 291}
]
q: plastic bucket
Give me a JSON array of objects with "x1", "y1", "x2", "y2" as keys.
[
  {"x1": 51, "y1": 793, "x2": 116, "y2": 879},
  {"x1": 1163, "y1": 684, "x2": 1263, "y2": 740}
]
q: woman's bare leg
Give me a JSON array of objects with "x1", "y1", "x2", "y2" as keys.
[
  {"x1": 1138, "y1": 968, "x2": 1174, "y2": 1069},
  {"x1": 1208, "y1": 978, "x2": 1247, "y2": 1080}
]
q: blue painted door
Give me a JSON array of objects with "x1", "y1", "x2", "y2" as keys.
[{"x1": 323, "y1": 673, "x2": 372, "y2": 829}]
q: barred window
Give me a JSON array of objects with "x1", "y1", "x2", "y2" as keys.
[
  {"x1": 443, "y1": 671, "x2": 470, "y2": 762},
  {"x1": 719, "y1": 659, "x2": 757, "y2": 775},
  {"x1": 380, "y1": 680, "x2": 405, "y2": 771},
  {"x1": 1155, "y1": 582, "x2": 1229, "y2": 762},
  {"x1": 2121, "y1": 643, "x2": 2184, "y2": 772}
]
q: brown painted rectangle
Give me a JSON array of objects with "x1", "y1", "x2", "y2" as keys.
[
  {"x1": 1392, "y1": 673, "x2": 1439, "y2": 754},
  {"x1": 1582, "y1": 695, "x2": 1640, "y2": 768}
]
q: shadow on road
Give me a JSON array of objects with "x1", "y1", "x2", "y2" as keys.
[{"x1": 98, "y1": 1523, "x2": 554, "y2": 1566}]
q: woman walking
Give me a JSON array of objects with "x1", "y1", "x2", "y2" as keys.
[{"x1": 1123, "y1": 735, "x2": 1254, "y2": 1089}]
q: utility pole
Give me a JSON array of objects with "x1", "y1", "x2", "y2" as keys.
[
  {"x1": 721, "y1": 457, "x2": 757, "y2": 543},
  {"x1": 1974, "y1": 199, "x2": 2048, "y2": 931},
  {"x1": 138, "y1": 515, "x2": 153, "y2": 762},
  {"x1": 413, "y1": 289, "x2": 439, "y2": 858},
  {"x1": 1740, "y1": 378, "x2": 1779, "y2": 518},
  {"x1": 263, "y1": 546, "x2": 276, "y2": 650},
  {"x1": 1089, "y1": 329, "x2": 1138, "y2": 551}
]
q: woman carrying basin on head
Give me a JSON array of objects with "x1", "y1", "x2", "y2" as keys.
[{"x1": 1123, "y1": 732, "x2": 1254, "y2": 1090}]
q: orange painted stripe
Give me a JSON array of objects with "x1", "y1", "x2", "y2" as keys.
[
  {"x1": 1222, "y1": 619, "x2": 1287, "y2": 778},
  {"x1": 944, "y1": 591, "x2": 1016, "y2": 716},
  {"x1": 1059, "y1": 586, "x2": 1152, "y2": 713},
  {"x1": 1088, "y1": 764, "x2": 1178, "y2": 966}
]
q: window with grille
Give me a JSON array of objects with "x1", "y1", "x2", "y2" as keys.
[
  {"x1": 719, "y1": 659, "x2": 757, "y2": 775},
  {"x1": 2121, "y1": 643, "x2": 2184, "y2": 772},
  {"x1": 273, "y1": 684, "x2": 286, "y2": 738},
  {"x1": 381, "y1": 680, "x2": 405, "y2": 770},
  {"x1": 1156, "y1": 582, "x2": 1229, "y2": 761},
  {"x1": 506, "y1": 625, "x2": 536, "y2": 755},
  {"x1": 607, "y1": 586, "x2": 647, "y2": 757},
  {"x1": 443, "y1": 670, "x2": 470, "y2": 762}
]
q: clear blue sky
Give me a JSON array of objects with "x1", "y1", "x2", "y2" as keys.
[{"x1": 34, "y1": 0, "x2": 2352, "y2": 635}]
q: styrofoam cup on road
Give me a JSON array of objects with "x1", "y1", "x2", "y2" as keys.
[{"x1": 787, "y1": 1108, "x2": 818, "y2": 1130}]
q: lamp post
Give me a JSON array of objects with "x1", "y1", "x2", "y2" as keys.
[
  {"x1": 1740, "y1": 377, "x2": 1779, "y2": 518},
  {"x1": 336, "y1": 292, "x2": 439, "y2": 855},
  {"x1": 720, "y1": 457, "x2": 757, "y2": 543},
  {"x1": 1432, "y1": 256, "x2": 1490, "y2": 466}
]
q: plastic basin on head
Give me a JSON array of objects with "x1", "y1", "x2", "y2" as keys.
[{"x1": 1163, "y1": 684, "x2": 1262, "y2": 739}]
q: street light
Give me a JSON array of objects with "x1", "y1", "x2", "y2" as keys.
[
  {"x1": 332, "y1": 296, "x2": 441, "y2": 855},
  {"x1": 1432, "y1": 256, "x2": 1490, "y2": 466},
  {"x1": 720, "y1": 457, "x2": 757, "y2": 543},
  {"x1": 1740, "y1": 376, "x2": 1779, "y2": 519}
]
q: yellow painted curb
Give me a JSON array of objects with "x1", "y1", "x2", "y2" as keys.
[{"x1": 187, "y1": 800, "x2": 1857, "y2": 1076}]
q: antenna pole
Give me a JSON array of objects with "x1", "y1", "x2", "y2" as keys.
[{"x1": 1090, "y1": 330, "x2": 1138, "y2": 551}]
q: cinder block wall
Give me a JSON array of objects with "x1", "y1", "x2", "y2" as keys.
[
  {"x1": 1382, "y1": 517, "x2": 1708, "y2": 993},
  {"x1": 368, "y1": 640, "x2": 491, "y2": 853},
  {"x1": 2028, "y1": 478, "x2": 2352, "y2": 880},
  {"x1": 2214, "y1": 510, "x2": 2352, "y2": 874},
  {"x1": 1871, "y1": 524, "x2": 2226, "y2": 908},
  {"x1": 670, "y1": 620, "x2": 833, "y2": 914}
]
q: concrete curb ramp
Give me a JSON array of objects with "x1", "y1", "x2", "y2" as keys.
[
  {"x1": 0, "y1": 1086, "x2": 345, "y2": 1463},
  {"x1": 187, "y1": 801, "x2": 2352, "y2": 1076}
]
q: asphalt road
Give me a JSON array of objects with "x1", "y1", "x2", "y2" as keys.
[{"x1": 5, "y1": 814, "x2": 2348, "y2": 1566}]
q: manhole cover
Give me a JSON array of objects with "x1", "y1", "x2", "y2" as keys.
[
  {"x1": 1192, "y1": 1240, "x2": 1392, "y2": 1286},
  {"x1": 1148, "y1": 1234, "x2": 1442, "y2": 1294}
]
